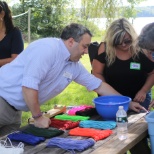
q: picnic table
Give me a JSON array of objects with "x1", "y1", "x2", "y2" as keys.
[{"x1": 1, "y1": 111, "x2": 148, "y2": 154}]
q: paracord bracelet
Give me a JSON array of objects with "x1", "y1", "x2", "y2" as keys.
[{"x1": 32, "y1": 112, "x2": 43, "y2": 119}]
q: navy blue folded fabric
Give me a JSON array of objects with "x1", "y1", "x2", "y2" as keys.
[{"x1": 7, "y1": 131, "x2": 45, "y2": 145}]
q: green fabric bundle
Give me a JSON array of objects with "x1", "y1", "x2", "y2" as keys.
[
  {"x1": 54, "y1": 114, "x2": 90, "y2": 122},
  {"x1": 22, "y1": 124, "x2": 64, "y2": 138}
]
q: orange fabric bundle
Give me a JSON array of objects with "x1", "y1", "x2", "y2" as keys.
[
  {"x1": 50, "y1": 119, "x2": 79, "y2": 130},
  {"x1": 69, "y1": 127, "x2": 112, "y2": 141}
]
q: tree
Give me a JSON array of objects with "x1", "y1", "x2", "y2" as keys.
[
  {"x1": 11, "y1": 0, "x2": 147, "y2": 39},
  {"x1": 12, "y1": 0, "x2": 77, "y2": 38},
  {"x1": 80, "y1": 0, "x2": 146, "y2": 27}
]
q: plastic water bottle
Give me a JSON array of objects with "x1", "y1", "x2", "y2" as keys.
[{"x1": 116, "y1": 106, "x2": 128, "y2": 140}]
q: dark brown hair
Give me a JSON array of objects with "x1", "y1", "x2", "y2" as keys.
[
  {"x1": 0, "y1": 1, "x2": 15, "y2": 34},
  {"x1": 138, "y1": 22, "x2": 154, "y2": 51}
]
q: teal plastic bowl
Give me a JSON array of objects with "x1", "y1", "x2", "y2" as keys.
[{"x1": 93, "y1": 95, "x2": 131, "y2": 121}]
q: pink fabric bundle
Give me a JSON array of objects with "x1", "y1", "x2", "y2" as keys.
[{"x1": 68, "y1": 105, "x2": 93, "y2": 115}]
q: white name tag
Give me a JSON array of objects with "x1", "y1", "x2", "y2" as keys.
[
  {"x1": 63, "y1": 71, "x2": 72, "y2": 80},
  {"x1": 130, "y1": 62, "x2": 141, "y2": 70}
]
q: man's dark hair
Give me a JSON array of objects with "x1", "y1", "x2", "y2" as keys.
[{"x1": 60, "y1": 23, "x2": 92, "y2": 42}]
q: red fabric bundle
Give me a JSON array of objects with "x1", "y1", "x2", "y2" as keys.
[
  {"x1": 69, "y1": 127, "x2": 112, "y2": 141},
  {"x1": 50, "y1": 118, "x2": 79, "y2": 130}
]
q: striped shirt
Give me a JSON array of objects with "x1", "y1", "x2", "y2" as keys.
[{"x1": 0, "y1": 38, "x2": 101, "y2": 111}]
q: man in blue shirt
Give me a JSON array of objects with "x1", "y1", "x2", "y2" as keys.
[{"x1": 0, "y1": 23, "x2": 146, "y2": 136}]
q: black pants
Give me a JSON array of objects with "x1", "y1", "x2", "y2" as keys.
[{"x1": 129, "y1": 137, "x2": 151, "y2": 154}]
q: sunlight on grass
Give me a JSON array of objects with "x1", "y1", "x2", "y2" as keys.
[{"x1": 92, "y1": 36, "x2": 102, "y2": 43}]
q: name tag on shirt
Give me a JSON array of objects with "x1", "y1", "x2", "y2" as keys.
[
  {"x1": 130, "y1": 62, "x2": 141, "y2": 70},
  {"x1": 63, "y1": 71, "x2": 72, "y2": 82}
]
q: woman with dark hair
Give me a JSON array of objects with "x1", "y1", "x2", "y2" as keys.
[
  {"x1": 0, "y1": 1, "x2": 23, "y2": 67},
  {"x1": 138, "y1": 22, "x2": 154, "y2": 110}
]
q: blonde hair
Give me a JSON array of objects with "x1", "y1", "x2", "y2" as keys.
[{"x1": 104, "y1": 18, "x2": 140, "y2": 66}]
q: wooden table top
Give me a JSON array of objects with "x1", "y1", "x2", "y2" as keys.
[{"x1": 1, "y1": 112, "x2": 148, "y2": 154}]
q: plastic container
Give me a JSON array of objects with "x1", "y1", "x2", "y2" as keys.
[
  {"x1": 93, "y1": 95, "x2": 131, "y2": 120},
  {"x1": 145, "y1": 111, "x2": 154, "y2": 154},
  {"x1": 116, "y1": 106, "x2": 128, "y2": 140}
]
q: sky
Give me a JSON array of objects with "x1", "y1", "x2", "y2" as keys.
[{"x1": 137, "y1": 0, "x2": 154, "y2": 6}]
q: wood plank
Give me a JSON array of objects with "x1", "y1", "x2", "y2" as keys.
[{"x1": 90, "y1": 116, "x2": 148, "y2": 154}]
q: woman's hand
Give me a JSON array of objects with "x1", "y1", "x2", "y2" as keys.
[
  {"x1": 129, "y1": 101, "x2": 147, "y2": 113},
  {"x1": 133, "y1": 90, "x2": 146, "y2": 103}
]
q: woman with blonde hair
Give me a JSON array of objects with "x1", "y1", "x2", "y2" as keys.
[
  {"x1": 92, "y1": 18, "x2": 154, "y2": 110},
  {"x1": 92, "y1": 17, "x2": 154, "y2": 154}
]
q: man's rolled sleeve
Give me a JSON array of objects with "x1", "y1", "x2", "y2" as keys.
[
  {"x1": 22, "y1": 76, "x2": 40, "y2": 90},
  {"x1": 86, "y1": 74, "x2": 102, "y2": 91},
  {"x1": 74, "y1": 62, "x2": 102, "y2": 91}
]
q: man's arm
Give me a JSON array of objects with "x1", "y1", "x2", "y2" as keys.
[
  {"x1": 0, "y1": 54, "x2": 18, "y2": 67},
  {"x1": 22, "y1": 86, "x2": 51, "y2": 128},
  {"x1": 94, "y1": 82, "x2": 121, "y2": 96},
  {"x1": 94, "y1": 82, "x2": 147, "y2": 112}
]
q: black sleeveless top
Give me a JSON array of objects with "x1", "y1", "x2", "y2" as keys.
[{"x1": 95, "y1": 51, "x2": 154, "y2": 99}]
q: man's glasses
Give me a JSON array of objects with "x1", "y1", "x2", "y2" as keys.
[{"x1": 116, "y1": 39, "x2": 132, "y2": 46}]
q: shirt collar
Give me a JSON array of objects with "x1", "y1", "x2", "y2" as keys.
[{"x1": 59, "y1": 39, "x2": 71, "y2": 61}]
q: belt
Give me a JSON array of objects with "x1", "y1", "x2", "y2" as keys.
[
  {"x1": 9, "y1": 104, "x2": 18, "y2": 111},
  {"x1": 0, "y1": 97, "x2": 19, "y2": 111}
]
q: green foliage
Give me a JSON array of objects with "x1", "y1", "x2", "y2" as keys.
[
  {"x1": 11, "y1": 0, "x2": 147, "y2": 39},
  {"x1": 80, "y1": 0, "x2": 147, "y2": 27},
  {"x1": 35, "y1": 0, "x2": 70, "y2": 37},
  {"x1": 73, "y1": 19, "x2": 102, "y2": 37},
  {"x1": 118, "y1": 0, "x2": 146, "y2": 20},
  {"x1": 12, "y1": 0, "x2": 78, "y2": 38}
]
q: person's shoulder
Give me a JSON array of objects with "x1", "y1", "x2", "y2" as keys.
[
  {"x1": 138, "y1": 49, "x2": 149, "y2": 57},
  {"x1": 98, "y1": 42, "x2": 106, "y2": 54},
  {"x1": 30, "y1": 37, "x2": 59, "y2": 47},
  {"x1": 9, "y1": 27, "x2": 21, "y2": 35}
]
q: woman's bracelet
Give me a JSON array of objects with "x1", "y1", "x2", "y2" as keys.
[{"x1": 32, "y1": 112, "x2": 43, "y2": 119}]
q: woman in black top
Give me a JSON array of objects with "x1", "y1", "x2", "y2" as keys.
[
  {"x1": 92, "y1": 18, "x2": 154, "y2": 110},
  {"x1": 92, "y1": 17, "x2": 154, "y2": 154},
  {"x1": 0, "y1": 1, "x2": 23, "y2": 67}
]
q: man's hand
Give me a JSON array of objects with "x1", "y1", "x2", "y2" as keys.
[
  {"x1": 34, "y1": 116, "x2": 51, "y2": 128},
  {"x1": 129, "y1": 101, "x2": 147, "y2": 113}
]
